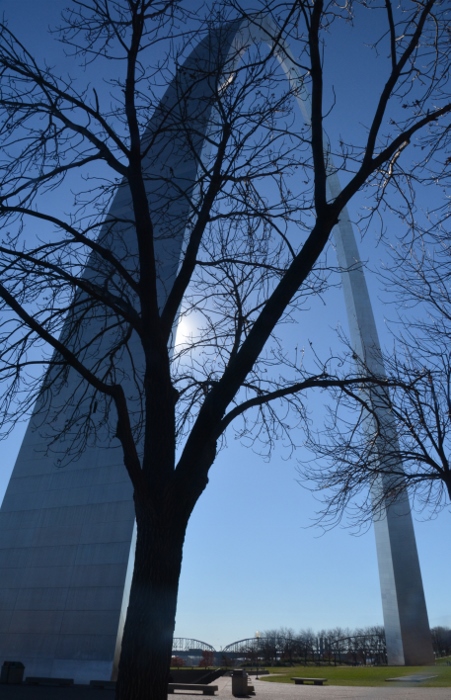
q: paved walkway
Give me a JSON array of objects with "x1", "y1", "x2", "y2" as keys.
[
  {"x1": 250, "y1": 677, "x2": 451, "y2": 700},
  {"x1": 226, "y1": 677, "x2": 451, "y2": 700},
  {"x1": 0, "y1": 676, "x2": 450, "y2": 700}
]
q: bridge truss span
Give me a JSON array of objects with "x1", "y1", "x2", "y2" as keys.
[{"x1": 172, "y1": 638, "x2": 216, "y2": 654}]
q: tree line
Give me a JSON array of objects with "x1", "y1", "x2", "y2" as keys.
[{"x1": 228, "y1": 625, "x2": 451, "y2": 665}]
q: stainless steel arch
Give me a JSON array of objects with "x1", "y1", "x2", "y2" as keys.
[{"x1": 0, "y1": 13, "x2": 433, "y2": 682}]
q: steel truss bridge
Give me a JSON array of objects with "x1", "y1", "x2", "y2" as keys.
[{"x1": 171, "y1": 638, "x2": 216, "y2": 661}]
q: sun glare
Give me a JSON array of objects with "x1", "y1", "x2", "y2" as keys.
[{"x1": 175, "y1": 315, "x2": 193, "y2": 347}]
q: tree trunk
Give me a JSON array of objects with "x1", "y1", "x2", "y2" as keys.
[{"x1": 115, "y1": 501, "x2": 188, "y2": 700}]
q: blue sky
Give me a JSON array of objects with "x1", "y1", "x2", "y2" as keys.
[{"x1": 0, "y1": 0, "x2": 450, "y2": 652}]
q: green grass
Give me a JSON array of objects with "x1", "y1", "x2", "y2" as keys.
[
  {"x1": 435, "y1": 656, "x2": 451, "y2": 666},
  {"x1": 260, "y1": 664, "x2": 451, "y2": 687}
]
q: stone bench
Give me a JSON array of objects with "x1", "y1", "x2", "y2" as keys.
[
  {"x1": 291, "y1": 677, "x2": 327, "y2": 686},
  {"x1": 168, "y1": 683, "x2": 218, "y2": 695}
]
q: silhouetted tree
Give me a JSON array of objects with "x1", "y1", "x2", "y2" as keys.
[{"x1": 302, "y1": 232, "x2": 451, "y2": 527}]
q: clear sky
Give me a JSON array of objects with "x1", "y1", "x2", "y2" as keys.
[{"x1": 0, "y1": 0, "x2": 450, "y2": 653}]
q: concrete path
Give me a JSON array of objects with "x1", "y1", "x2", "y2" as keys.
[
  {"x1": 180, "y1": 675, "x2": 451, "y2": 699},
  {"x1": 0, "y1": 676, "x2": 449, "y2": 700},
  {"x1": 249, "y1": 677, "x2": 451, "y2": 700},
  {"x1": 163, "y1": 675, "x2": 451, "y2": 699}
]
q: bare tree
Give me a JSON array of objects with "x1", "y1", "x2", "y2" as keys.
[
  {"x1": 0, "y1": 2, "x2": 450, "y2": 700},
  {"x1": 302, "y1": 219, "x2": 451, "y2": 529},
  {"x1": 302, "y1": 348, "x2": 451, "y2": 528},
  {"x1": 431, "y1": 626, "x2": 451, "y2": 658},
  {"x1": 261, "y1": 626, "x2": 387, "y2": 666},
  {"x1": 383, "y1": 217, "x2": 451, "y2": 507}
]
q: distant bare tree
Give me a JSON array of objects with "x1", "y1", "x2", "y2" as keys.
[{"x1": 431, "y1": 626, "x2": 451, "y2": 658}]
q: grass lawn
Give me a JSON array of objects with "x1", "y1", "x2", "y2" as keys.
[{"x1": 260, "y1": 664, "x2": 451, "y2": 687}]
